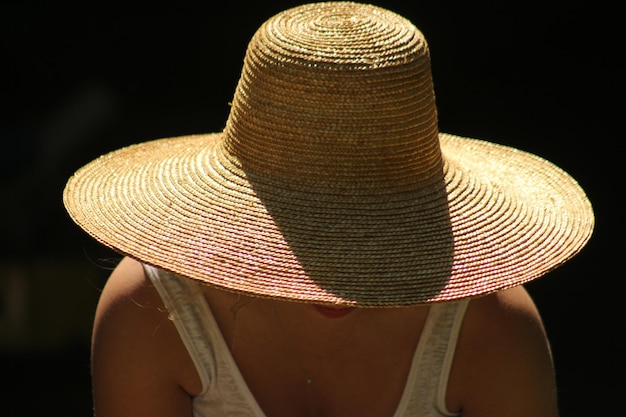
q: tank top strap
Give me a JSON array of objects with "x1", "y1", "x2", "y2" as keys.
[
  {"x1": 143, "y1": 264, "x2": 215, "y2": 393},
  {"x1": 397, "y1": 299, "x2": 469, "y2": 417}
]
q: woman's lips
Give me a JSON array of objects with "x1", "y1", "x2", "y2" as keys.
[{"x1": 313, "y1": 305, "x2": 356, "y2": 318}]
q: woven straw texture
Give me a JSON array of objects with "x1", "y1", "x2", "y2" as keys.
[{"x1": 63, "y1": 2, "x2": 594, "y2": 306}]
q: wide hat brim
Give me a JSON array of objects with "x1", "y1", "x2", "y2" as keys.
[{"x1": 63, "y1": 131, "x2": 594, "y2": 306}]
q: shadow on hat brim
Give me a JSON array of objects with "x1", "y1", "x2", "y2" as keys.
[{"x1": 246, "y1": 162, "x2": 455, "y2": 305}]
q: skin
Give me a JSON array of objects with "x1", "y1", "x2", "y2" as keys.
[{"x1": 92, "y1": 257, "x2": 559, "y2": 417}]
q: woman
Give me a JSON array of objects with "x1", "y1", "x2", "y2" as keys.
[
  {"x1": 64, "y1": 3, "x2": 594, "y2": 416},
  {"x1": 91, "y1": 258, "x2": 560, "y2": 416}
]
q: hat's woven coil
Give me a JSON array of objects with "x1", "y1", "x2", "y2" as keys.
[
  {"x1": 63, "y1": 2, "x2": 594, "y2": 306},
  {"x1": 223, "y1": 2, "x2": 441, "y2": 194}
]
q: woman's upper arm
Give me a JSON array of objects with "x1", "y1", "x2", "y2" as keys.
[
  {"x1": 91, "y1": 257, "x2": 195, "y2": 417},
  {"x1": 452, "y1": 286, "x2": 559, "y2": 417}
]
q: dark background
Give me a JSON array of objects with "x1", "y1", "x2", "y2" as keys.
[{"x1": 1, "y1": 0, "x2": 620, "y2": 416}]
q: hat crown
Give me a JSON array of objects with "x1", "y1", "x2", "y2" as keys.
[{"x1": 222, "y1": 2, "x2": 442, "y2": 192}]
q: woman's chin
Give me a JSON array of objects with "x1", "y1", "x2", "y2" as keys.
[{"x1": 312, "y1": 305, "x2": 357, "y2": 319}]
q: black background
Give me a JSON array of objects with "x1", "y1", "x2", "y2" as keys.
[{"x1": 1, "y1": 0, "x2": 620, "y2": 416}]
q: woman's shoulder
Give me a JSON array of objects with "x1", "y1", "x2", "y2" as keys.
[
  {"x1": 93, "y1": 257, "x2": 198, "y2": 377},
  {"x1": 92, "y1": 257, "x2": 178, "y2": 343},
  {"x1": 91, "y1": 257, "x2": 201, "y2": 416},
  {"x1": 446, "y1": 286, "x2": 559, "y2": 417},
  {"x1": 465, "y1": 285, "x2": 546, "y2": 336},
  {"x1": 95, "y1": 257, "x2": 160, "y2": 312}
]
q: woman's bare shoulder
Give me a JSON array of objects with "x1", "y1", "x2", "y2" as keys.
[
  {"x1": 92, "y1": 257, "x2": 200, "y2": 417},
  {"x1": 466, "y1": 285, "x2": 547, "y2": 338},
  {"x1": 448, "y1": 286, "x2": 559, "y2": 417},
  {"x1": 93, "y1": 257, "x2": 174, "y2": 349},
  {"x1": 95, "y1": 257, "x2": 161, "y2": 316}
]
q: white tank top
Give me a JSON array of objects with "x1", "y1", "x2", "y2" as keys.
[{"x1": 145, "y1": 265, "x2": 467, "y2": 417}]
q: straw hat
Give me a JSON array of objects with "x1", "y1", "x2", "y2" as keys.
[{"x1": 63, "y1": 2, "x2": 594, "y2": 306}]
